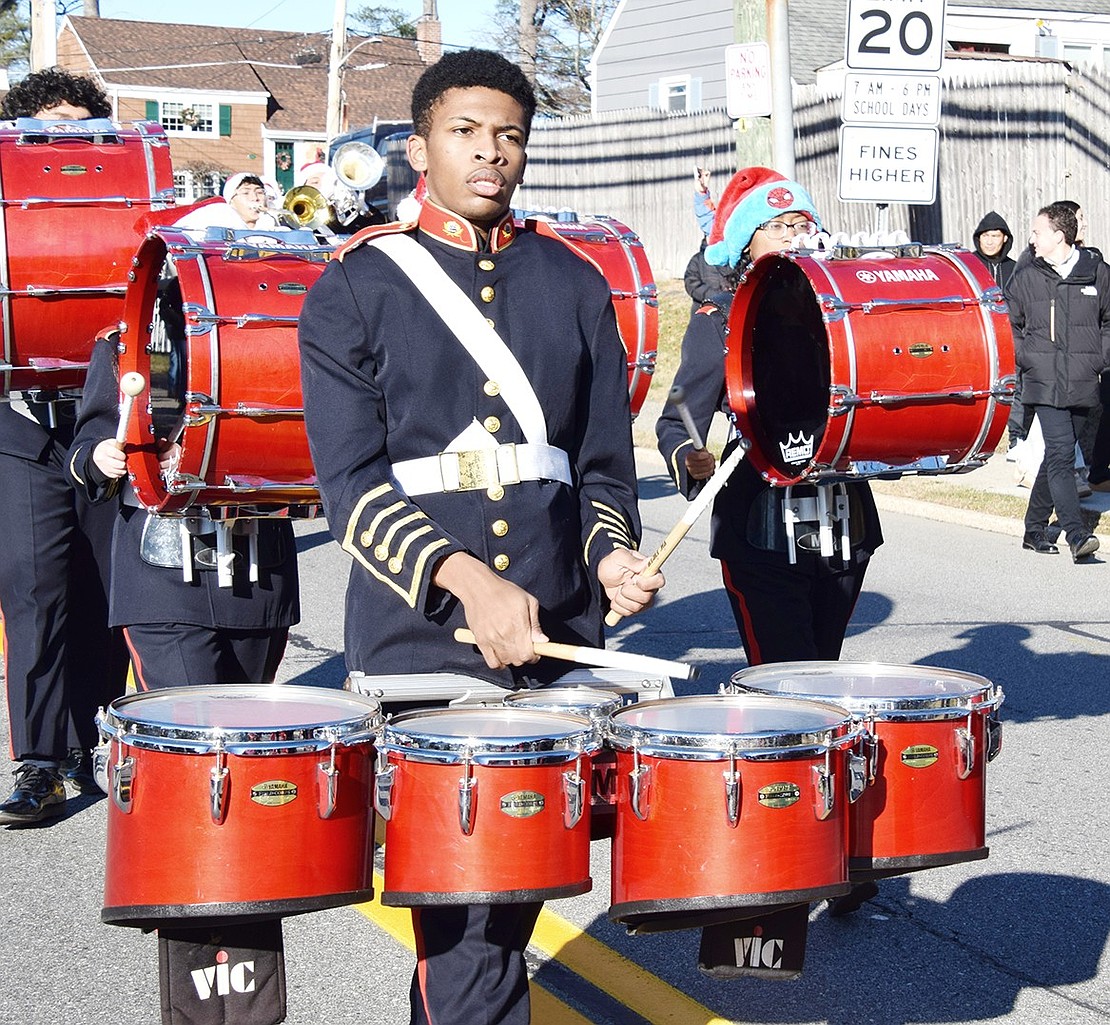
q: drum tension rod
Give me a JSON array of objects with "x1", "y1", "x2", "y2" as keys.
[
  {"x1": 317, "y1": 731, "x2": 340, "y2": 819},
  {"x1": 458, "y1": 750, "x2": 477, "y2": 836},
  {"x1": 210, "y1": 742, "x2": 230, "y2": 825},
  {"x1": 811, "y1": 747, "x2": 835, "y2": 821},
  {"x1": 629, "y1": 745, "x2": 651, "y2": 822},
  {"x1": 723, "y1": 748, "x2": 741, "y2": 828},
  {"x1": 562, "y1": 749, "x2": 586, "y2": 830}
]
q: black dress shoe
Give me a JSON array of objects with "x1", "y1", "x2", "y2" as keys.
[
  {"x1": 1022, "y1": 532, "x2": 1058, "y2": 554},
  {"x1": 0, "y1": 765, "x2": 66, "y2": 825},
  {"x1": 827, "y1": 880, "x2": 880, "y2": 918},
  {"x1": 62, "y1": 748, "x2": 102, "y2": 795},
  {"x1": 1070, "y1": 534, "x2": 1100, "y2": 562}
]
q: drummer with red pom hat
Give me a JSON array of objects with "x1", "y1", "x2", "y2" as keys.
[
  {"x1": 657, "y1": 167, "x2": 886, "y2": 709},
  {"x1": 657, "y1": 173, "x2": 886, "y2": 926}
]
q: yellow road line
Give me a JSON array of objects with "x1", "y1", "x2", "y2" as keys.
[
  {"x1": 355, "y1": 872, "x2": 731, "y2": 1025},
  {"x1": 532, "y1": 909, "x2": 734, "y2": 1025}
]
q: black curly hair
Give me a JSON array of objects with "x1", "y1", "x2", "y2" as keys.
[
  {"x1": 411, "y1": 49, "x2": 535, "y2": 139},
  {"x1": 1, "y1": 66, "x2": 111, "y2": 120}
]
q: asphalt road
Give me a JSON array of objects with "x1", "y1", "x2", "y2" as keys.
[{"x1": 1, "y1": 449, "x2": 1108, "y2": 1025}]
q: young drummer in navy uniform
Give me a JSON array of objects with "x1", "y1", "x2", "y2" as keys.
[
  {"x1": 298, "y1": 50, "x2": 663, "y2": 1025},
  {"x1": 0, "y1": 69, "x2": 130, "y2": 824},
  {"x1": 64, "y1": 335, "x2": 300, "y2": 689},
  {"x1": 657, "y1": 166, "x2": 882, "y2": 666}
]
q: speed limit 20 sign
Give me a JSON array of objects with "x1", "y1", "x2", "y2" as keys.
[{"x1": 845, "y1": 0, "x2": 946, "y2": 72}]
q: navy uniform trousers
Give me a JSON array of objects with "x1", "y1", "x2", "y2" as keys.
[{"x1": 0, "y1": 404, "x2": 128, "y2": 762}]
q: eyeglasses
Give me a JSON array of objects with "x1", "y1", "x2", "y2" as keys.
[{"x1": 759, "y1": 218, "x2": 817, "y2": 239}]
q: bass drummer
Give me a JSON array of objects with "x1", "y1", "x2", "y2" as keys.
[
  {"x1": 0, "y1": 69, "x2": 130, "y2": 825},
  {"x1": 655, "y1": 167, "x2": 884, "y2": 915}
]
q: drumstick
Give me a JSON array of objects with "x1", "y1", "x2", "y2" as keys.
[
  {"x1": 669, "y1": 384, "x2": 705, "y2": 451},
  {"x1": 115, "y1": 372, "x2": 146, "y2": 449},
  {"x1": 605, "y1": 438, "x2": 750, "y2": 628},
  {"x1": 453, "y1": 627, "x2": 699, "y2": 681}
]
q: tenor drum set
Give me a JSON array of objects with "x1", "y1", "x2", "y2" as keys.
[{"x1": 2, "y1": 120, "x2": 1012, "y2": 977}]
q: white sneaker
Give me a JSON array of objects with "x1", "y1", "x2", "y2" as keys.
[{"x1": 1006, "y1": 440, "x2": 1026, "y2": 463}]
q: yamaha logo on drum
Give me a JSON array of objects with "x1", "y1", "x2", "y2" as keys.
[
  {"x1": 250, "y1": 780, "x2": 298, "y2": 806},
  {"x1": 757, "y1": 782, "x2": 801, "y2": 809},
  {"x1": 901, "y1": 744, "x2": 939, "y2": 768},
  {"x1": 779, "y1": 431, "x2": 814, "y2": 465},
  {"x1": 855, "y1": 267, "x2": 941, "y2": 285},
  {"x1": 500, "y1": 790, "x2": 546, "y2": 818}
]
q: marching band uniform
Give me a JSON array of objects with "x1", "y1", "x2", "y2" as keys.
[
  {"x1": 65, "y1": 338, "x2": 300, "y2": 689},
  {"x1": 298, "y1": 198, "x2": 642, "y2": 1023},
  {"x1": 298, "y1": 201, "x2": 641, "y2": 689},
  {"x1": 656, "y1": 290, "x2": 882, "y2": 664},
  {"x1": 0, "y1": 401, "x2": 129, "y2": 816}
]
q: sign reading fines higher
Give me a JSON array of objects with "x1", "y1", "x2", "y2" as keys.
[{"x1": 838, "y1": 124, "x2": 938, "y2": 204}]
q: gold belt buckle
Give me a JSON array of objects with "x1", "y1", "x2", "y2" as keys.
[{"x1": 450, "y1": 449, "x2": 491, "y2": 492}]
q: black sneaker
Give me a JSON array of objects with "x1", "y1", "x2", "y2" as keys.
[
  {"x1": 62, "y1": 748, "x2": 103, "y2": 795},
  {"x1": 0, "y1": 764, "x2": 66, "y2": 825}
]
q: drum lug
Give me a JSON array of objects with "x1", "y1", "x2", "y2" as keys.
[
  {"x1": 955, "y1": 724, "x2": 976, "y2": 780},
  {"x1": 458, "y1": 753, "x2": 477, "y2": 836},
  {"x1": 986, "y1": 713, "x2": 1003, "y2": 762},
  {"x1": 317, "y1": 740, "x2": 339, "y2": 819},
  {"x1": 112, "y1": 750, "x2": 136, "y2": 814},
  {"x1": 723, "y1": 752, "x2": 741, "y2": 827},
  {"x1": 629, "y1": 747, "x2": 651, "y2": 821},
  {"x1": 847, "y1": 751, "x2": 867, "y2": 803},
  {"x1": 811, "y1": 749, "x2": 834, "y2": 821},
  {"x1": 562, "y1": 754, "x2": 586, "y2": 830},
  {"x1": 374, "y1": 759, "x2": 395, "y2": 821},
  {"x1": 210, "y1": 747, "x2": 229, "y2": 825}
]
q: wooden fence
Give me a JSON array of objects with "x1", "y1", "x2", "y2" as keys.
[{"x1": 519, "y1": 60, "x2": 1110, "y2": 281}]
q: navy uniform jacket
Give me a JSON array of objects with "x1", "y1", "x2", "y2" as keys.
[
  {"x1": 656, "y1": 290, "x2": 882, "y2": 563},
  {"x1": 297, "y1": 202, "x2": 641, "y2": 688},
  {"x1": 65, "y1": 338, "x2": 300, "y2": 630}
]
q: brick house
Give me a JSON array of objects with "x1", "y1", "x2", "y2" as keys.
[{"x1": 55, "y1": 14, "x2": 437, "y2": 201}]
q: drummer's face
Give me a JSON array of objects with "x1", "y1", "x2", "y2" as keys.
[
  {"x1": 407, "y1": 86, "x2": 528, "y2": 231},
  {"x1": 748, "y1": 211, "x2": 816, "y2": 261},
  {"x1": 34, "y1": 101, "x2": 92, "y2": 120}
]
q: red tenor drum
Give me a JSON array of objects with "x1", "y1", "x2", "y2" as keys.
[
  {"x1": 97, "y1": 684, "x2": 381, "y2": 928},
  {"x1": 527, "y1": 215, "x2": 658, "y2": 417},
  {"x1": 606, "y1": 694, "x2": 863, "y2": 925},
  {"x1": 725, "y1": 245, "x2": 1016, "y2": 485},
  {"x1": 0, "y1": 118, "x2": 175, "y2": 395},
  {"x1": 729, "y1": 662, "x2": 1004, "y2": 876},
  {"x1": 374, "y1": 706, "x2": 601, "y2": 905},
  {"x1": 117, "y1": 228, "x2": 329, "y2": 513},
  {"x1": 503, "y1": 686, "x2": 625, "y2": 840}
]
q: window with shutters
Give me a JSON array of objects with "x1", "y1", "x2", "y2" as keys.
[{"x1": 147, "y1": 100, "x2": 231, "y2": 136}]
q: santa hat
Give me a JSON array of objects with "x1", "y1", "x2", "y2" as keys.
[
  {"x1": 295, "y1": 161, "x2": 335, "y2": 189},
  {"x1": 704, "y1": 166, "x2": 821, "y2": 268},
  {"x1": 222, "y1": 172, "x2": 265, "y2": 202}
]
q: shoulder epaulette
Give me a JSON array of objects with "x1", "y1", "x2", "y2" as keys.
[{"x1": 333, "y1": 220, "x2": 417, "y2": 262}]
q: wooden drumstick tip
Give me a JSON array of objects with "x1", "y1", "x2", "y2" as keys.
[{"x1": 119, "y1": 371, "x2": 146, "y2": 398}]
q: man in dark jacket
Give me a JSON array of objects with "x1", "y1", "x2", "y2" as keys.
[
  {"x1": 1007, "y1": 201, "x2": 1110, "y2": 561},
  {"x1": 972, "y1": 210, "x2": 1017, "y2": 289}
]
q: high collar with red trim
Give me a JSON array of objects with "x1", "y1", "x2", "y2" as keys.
[{"x1": 417, "y1": 199, "x2": 517, "y2": 253}]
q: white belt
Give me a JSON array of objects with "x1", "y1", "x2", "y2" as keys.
[{"x1": 391, "y1": 442, "x2": 572, "y2": 497}]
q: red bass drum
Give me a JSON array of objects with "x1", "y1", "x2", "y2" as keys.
[
  {"x1": 97, "y1": 684, "x2": 381, "y2": 929},
  {"x1": 0, "y1": 118, "x2": 175, "y2": 395},
  {"x1": 606, "y1": 694, "x2": 862, "y2": 928},
  {"x1": 374, "y1": 706, "x2": 600, "y2": 906},
  {"x1": 527, "y1": 215, "x2": 658, "y2": 418},
  {"x1": 725, "y1": 245, "x2": 1016, "y2": 485},
  {"x1": 729, "y1": 662, "x2": 1003, "y2": 877},
  {"x1": 117, "y1": 229, "x2": 328, "y2": 513}
]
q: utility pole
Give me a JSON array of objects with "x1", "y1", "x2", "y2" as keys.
[
  {"x1": 326, "y1": 0, "x2": 348, "y2": 143},
  {"x1": 731, "y1": 0, "x2": 797, "y2": 175},
  {"x1": 30, "y1": 0, "x2": 57, "y2": 72}
]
